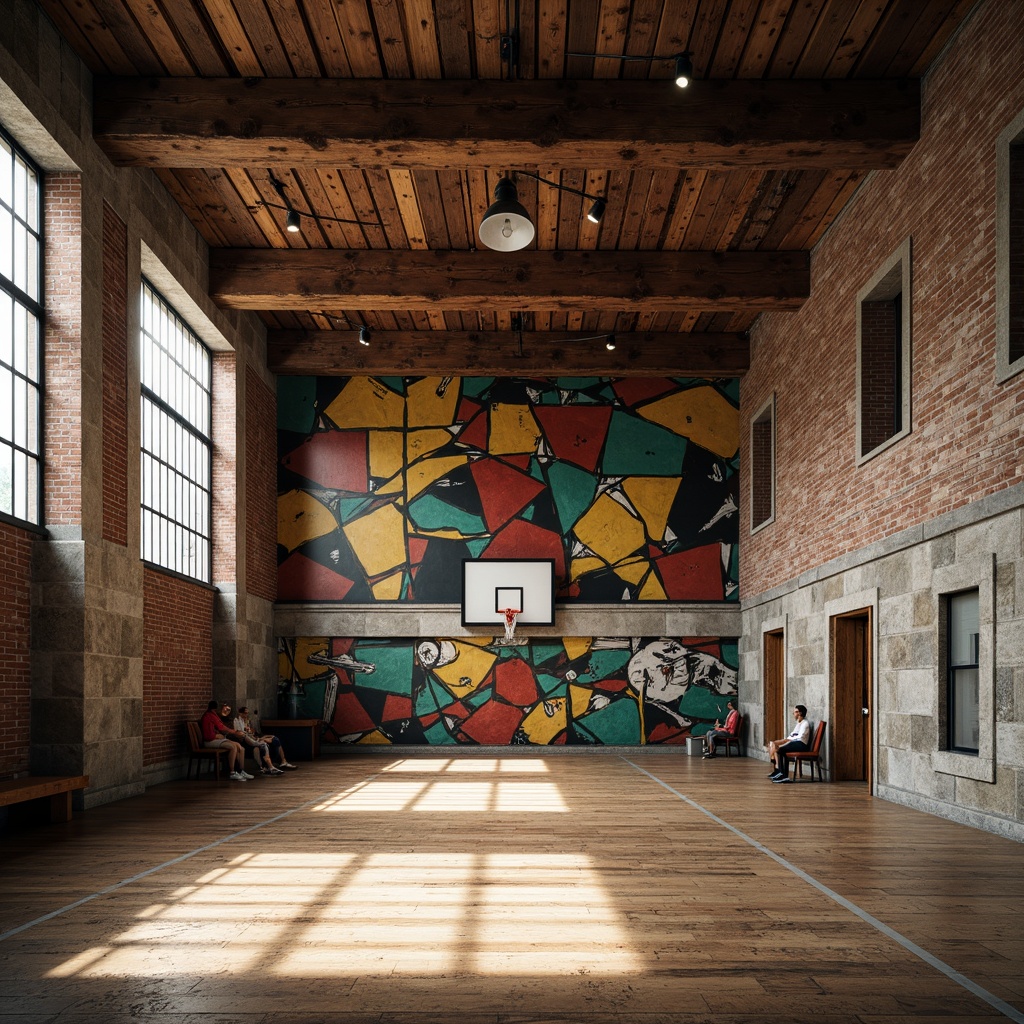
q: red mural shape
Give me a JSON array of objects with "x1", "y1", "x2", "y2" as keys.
[
  {"x1": 493, "y1": 658, "x2": 541, "y2": 707},
  {"x1": 382, "y1": 693, "x2": 413, "y2": 722},
  {"x1": 278, "y1": 553, "x2": 354, "y2": 601},
  {"x1": 654, "y1": 543, "x2": 725, "y2": 600},
  {"x1": 332, "y1": 689, "x2": 377, "y2": 733},
  {"x1": 532, "y1": 405, "x2": 612, "y2": 473},
  {"x1": 482, "y1": 518, "x2": 566, "y2": 579},
  {"x1": 458, "y1": 700, "x2": 526, "y2": 744},
  {"x1": 281, "y1": 431, "x2": 369, "y2": 491},
  {"x1": 455, "y1": 411, "x2": 488, "y2": 451},
  {"x1": 611, "y1": 378, "x2": 678, "y2": 408},
  {"x1": 469, "y1": 458, "x2": 546, "y2": 532}
]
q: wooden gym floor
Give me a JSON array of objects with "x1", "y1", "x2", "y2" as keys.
[{"x1": 1, "y1": 752, "x2": 1023, "y2": 1024}]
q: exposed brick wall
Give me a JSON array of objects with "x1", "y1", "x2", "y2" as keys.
[
  {"x1": 44, "y1": 175, "x2": 82, "y2": 525},
  {"x1": 211, "y1": 354, "x2": 236, "y2": 587},
  {"x1": 741, "y1": 0, "x2": 1024, "y2": 597},
  {"x1": 0, "y1": 521, "x2": 33, "y2": 778},
  {"x1": 102, "y1": 202, "x2": 128, "y2": 546},
  {"x1": 246, "y1": 366, "x2": 277, "y2": 602},
  {"x1": 142, "y1": 567, "x2": 214, "y2": 767},
  {"x1": 859, "y1": 298, "x2": 899, "y2": 455}
]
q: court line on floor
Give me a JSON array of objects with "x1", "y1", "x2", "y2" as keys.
[
  {"x1": 0, "y1": 776, "x2": 382, "y2": 944},
  {"x1": 622, "y1": 757, "x2": 1024, "y2": 1024}
]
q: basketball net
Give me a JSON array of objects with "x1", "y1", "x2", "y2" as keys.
[{"x1": 499, "y1": 607, "x2": 522, "y2": 645}]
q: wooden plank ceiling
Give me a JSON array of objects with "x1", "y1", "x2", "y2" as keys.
[{"x1": 38, "y1": 0, "x2": 977, "y2": 376}]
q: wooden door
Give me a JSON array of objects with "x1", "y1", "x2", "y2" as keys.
[
  {"x1": 831, "y1": 610, "x2": 872, "y2": 783},
  {"x1": 763, "y1": 629, "x2": 785, "y2": 750}
]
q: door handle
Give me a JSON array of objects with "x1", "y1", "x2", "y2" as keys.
[{"x1": 862, "y1": 707, "x2": 869, "y2": 716}]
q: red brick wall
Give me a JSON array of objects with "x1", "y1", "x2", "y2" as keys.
[
  {"x1": 102, "y1": 203, "x2": 128, "y2": 546},
  {"x1": 741, "y1": 1, "x2": 1024, "y2": 597},
  {"x1": 142, "y1": 567, "x2": 214, "y2": 767},
  {"x1": 246, "y1": 367, "x2": 277, "y2": 602},
  {"x1": 0, "y1": 521, "x2": 33, "y2": 778},
  {"x1": 44, "y1": 175, "x2": 82, "y2": 525}
]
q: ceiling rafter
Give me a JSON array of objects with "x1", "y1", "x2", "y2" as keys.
[{"x1": 92, "y1": 77, "x2": 920, "y2": 170}]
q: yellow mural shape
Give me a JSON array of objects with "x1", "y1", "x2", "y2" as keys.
[
  {"x1": 573, "y1": 493, "x2": 645, "y2": 564},
  {"x1": 571, "y1": 555, "x2": 605, "y2": 580},
  {"x1": 371, "y1": 571, "x2": 404, "y2": 600},
  {"x1": 489, "y1": 403, "x2": 541, "y2": 455},
  {"x1": 343, "y1": 503, "x2": 407, "y2": 578},
  {"x1": 368, "y1": 430, "x2": 404, "y2": 480},
  {"x1": 622, "y1": 476, "x2": 681, "y2": 543},
  {"x1": 614, "y1": 556, "x2": 650, "y2": 586},
  {"x1": 406, "y1": 454, "x2": 467, "y2": 499},
  {"x1": 357, "y1": 730, "x2": 391, "y2": 744},
  {"x1": 280, "y1": 637, "x2": 329, "y2": 681},
  {"x1": 638, "y1": 386, "x2": 739, "y2": 459},
  {"x1": 278, "y1": 489, "x2": 338, "y2": 554},
  {"x1": 569, "y1": 683, "x2": 593, "y2": 721},
  {"x1": 562, "y1": 637, "x2": 593, "y2": 662},
  {"x1": 406, "y1": 376, "x2": 460, "y2": 427},
  {"x1": 323, "y1": 377, "x2": 404, "y2": 430},
  {"x1": 372, "y1": 471, "x2": 404, "y2": 497},
  {"x1": 434, "y1": 642, "x2": 499, "y2": 698},
  {"x1": 639, "y1": 573, "x2": 667, "y2": 600},
  {"x1": 406, "y1": 428, "x2": 455, "y2": 462},
  {"x1": 521, "y1": 698, "x2": 567, "y2": 744}
]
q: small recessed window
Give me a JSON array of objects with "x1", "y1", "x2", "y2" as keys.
[
  {"x1": 997, "y1": 112, "x2": 1024, "y2": 381},
  {"x1": 947, "y1": 589, "x2": 980, "y2": 754},
  {"x1": 750, "y1": 394, "x2": 775, "y2": 533},
  {"x1": 857, "y1": 238, "x2": 911, "y2": 463}
]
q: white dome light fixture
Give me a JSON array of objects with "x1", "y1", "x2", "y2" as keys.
[{"x1": 478, "y1": 177, "x2": 535, "y2": 252}]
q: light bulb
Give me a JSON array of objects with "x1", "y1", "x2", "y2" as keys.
[{"x1": 502, "y1": 218, "x2": 514, "y2": 238}]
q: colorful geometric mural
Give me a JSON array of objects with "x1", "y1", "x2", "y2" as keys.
[
  {"x1": 277, "y1": 376, "x2": 739, "y2": 603},
  {"x1": 279, "y1": 635, "x2": 738, "y2": 746}
]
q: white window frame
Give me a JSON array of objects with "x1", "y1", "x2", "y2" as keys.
[
  {"x1": 0, "y1": 125, "x2": 42, "y2": 527},
  {"x1": 140, "y1": 279, "x2": 212, "y2": 583}
]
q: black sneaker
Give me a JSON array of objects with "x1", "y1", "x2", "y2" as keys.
[
  {"x1": 702, "y1": 753, "x2": 715, "y2": 759},
  {"x1": 772, "y1": 776, "x2": 792, "y2": 784}
]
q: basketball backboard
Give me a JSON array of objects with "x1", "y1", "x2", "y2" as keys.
[{"x1": 461, "y1": 558, "x2": 556, "y2": 627}]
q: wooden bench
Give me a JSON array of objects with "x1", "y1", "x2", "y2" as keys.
[{"x1": 0, "y1": 775, "x2": 90, "y2": 823}]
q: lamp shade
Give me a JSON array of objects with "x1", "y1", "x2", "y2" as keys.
[{"x1": 478, "y1": 177, "x2": 535, "y2": 251}]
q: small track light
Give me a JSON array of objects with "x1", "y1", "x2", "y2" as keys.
[
  {"x1": 285, "y1": 209, "x2": 301, "y2": 233},
  {"x1": 358, "y1": 326, "x2": 371, "y2": 346},
  {"x1": 674, "y1": 52, "x2": 694, "y2": 88},
  {"x1": 605, "y1": 335, "x2": 616, "y2": 351},
  {"x1": 587, "y1": 198, "x2": 606, "y2": 225}
]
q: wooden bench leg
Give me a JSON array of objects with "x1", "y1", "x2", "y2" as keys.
[{"x1": 50, "y1": 790, "x2": 74, "y2": 823}]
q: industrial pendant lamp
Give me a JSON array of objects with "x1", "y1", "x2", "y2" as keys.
[{"x1": 478, "y1": 177, "x2": 535, "y2": 252}]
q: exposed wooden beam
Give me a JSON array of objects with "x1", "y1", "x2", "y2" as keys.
[
  {"x1": 268, "y1": 329, "x2": 749, "y2": 377},
  {"x1": 93, "y1": 78, "x2": 919, "y2": 170},
  {"x1": 210, "y1": 249, "x2": 809, "y2": 312}
]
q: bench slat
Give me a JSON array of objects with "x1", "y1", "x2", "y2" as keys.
[{"x1": 0, "y1": 776, "x2": 90, "y2": 817}]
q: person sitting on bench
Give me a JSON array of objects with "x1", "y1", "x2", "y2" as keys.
[
  {"x1": 233, "y1": 707, "x2": 297, "y2": 773},
  {"x1": 199, "y1": 701, "x2": 251, "y2": 782}
]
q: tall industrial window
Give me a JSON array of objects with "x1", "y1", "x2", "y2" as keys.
[
  {"x1": 0, "y1": 127, "x2": 42, "y2": 526},
  {"x1": 140, "y1": 280, "x2": 212, "y2": 582},
  {"x1": 947, "y1": 589, "x2": 980, "y2": 755},
  {"x1": 750, "y1": 393, "x2": 775, "y2": 533},
  {"x1": 997, "y1": 114, "x2": 1024, "y2": 381},
  {"x1": 856, "y1": 238, "x2": 911, "y2": 463}
]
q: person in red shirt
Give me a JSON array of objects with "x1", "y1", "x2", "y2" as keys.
[
  {"x1": 702, "y1": 699, "x2": 740, "y2": 758},
  {"x1": 199, "y1": 700, "x2": 251, "y2": 781}
]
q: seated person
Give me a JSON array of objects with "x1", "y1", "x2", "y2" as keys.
[
  {"x1": 702, "y1": 699, "x2": 740, "y2": 758},
  {"x1": 767, "y1": 705, "x2": 811, "y2": 783},
  {"x1": 199, "y1": 700, "x2": 251, "y2": 781},
  {"x1": 235, "y1": 707, "x2": 298, "y2": 772}
]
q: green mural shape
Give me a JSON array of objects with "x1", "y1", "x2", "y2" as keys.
[
  {"x1": 337, "y1": 495, "x2": 374, "y2": 524},
  {"x1": 423, "y1": 717, "x2": 458, "y2": 744},
  {"x1": 603, "y1": 410, "x2": 687, "y2": 476},
  {"x1": 352, "y1": 644, "x2": 415, "y2": 695},
  {"x1": 548, "y1": 461, "x2": 598, "y2": 533},
  {"x1": 536, "y1": 671, "x2": 566, "y2": 697},
  {"x1": 678, "y1": 687, "x2": 733, "y2": 720},
  {"x1": 576, "y1": 695, "x2": 640, "y2": 744},
  {"x1": 277, "y1": 377, "x2": 318, "y2": 434},
  {"x1": 528, "y1": 642, "x2": 569, "y2": 667},
  {"x1": 407, "y1": 493, "x2": 487, "y2": 535},
  {"x1": 578, "y1": 647, "x2": 633, "y2": 681},
  {"x1": 376, "y1": 377, "x2": 407, "y2": 394},
  {"x1": 462, "y1": 378, "x2": 495, "y2": 398}
]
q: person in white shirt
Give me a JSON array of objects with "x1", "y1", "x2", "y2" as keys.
[
  {"x1": 768, "y1": 705, "x2": 811, "y2": 783},
  {"x1": 234, "y1": 707, "x2": 298, "y2": 773}
]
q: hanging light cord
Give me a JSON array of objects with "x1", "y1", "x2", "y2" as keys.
[
  {"x1": 515, "y1": 169, "x2": 603, "y2": 203},
  {"x1": 257, "y1": 197, "x2": 375, "y2": 227}
]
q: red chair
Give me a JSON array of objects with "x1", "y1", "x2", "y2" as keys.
[{"x1": 787, "y1": 720, "x2": 826, "y2": 781}]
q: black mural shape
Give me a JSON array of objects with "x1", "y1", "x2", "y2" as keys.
[{"x1": 412, "y1": 537, "x2": 474, "y2": 602}]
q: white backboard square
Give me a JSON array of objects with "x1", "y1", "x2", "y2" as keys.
[{"x1": 462, "y1": 559, "x2": 556, "y2": 626}]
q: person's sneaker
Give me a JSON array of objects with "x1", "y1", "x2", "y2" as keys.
[
  {"x1": 268, "y1": 767, "x2": 285, "y2": 775},
  {"x1": 702, "y1": 753, "x2": 715, "y2": 759},
  {"x1": 240, "y1": 770, "x2": 254, "y2": 779},
  {"x1": 772, "y1": 776, "x2": 792, "y2": 784},
  {"x1": 768, "y1": 770, "x2": 781, "y2": 778},
  {"x1": 280, "y1": 763, "x2": 298, "y2": 770},
  {"x1": 229, "y1": 771, "x2": 248, "y2": 781}
]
